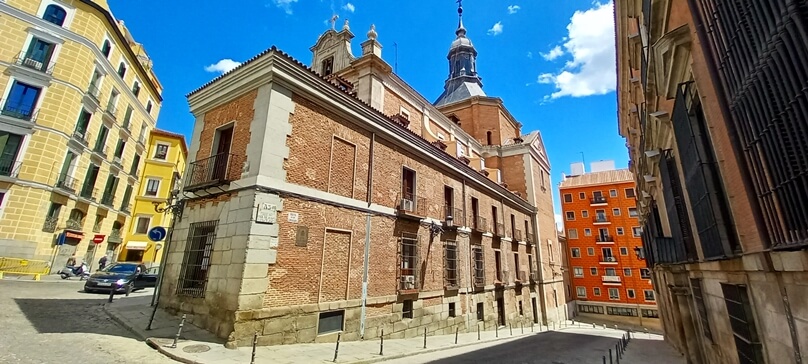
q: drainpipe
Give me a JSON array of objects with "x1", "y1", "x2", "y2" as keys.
[
  {"x1": 532, "y1": 211, "x2": 549, "y2": 324},
  {"x1": 462, "y1": 179, "x2": 472, "y2": 330},
  {"x1": 359, "y1": 133, "x2": 375, "y2": 339}
]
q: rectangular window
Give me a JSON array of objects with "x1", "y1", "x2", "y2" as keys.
[
  {"x1": 101, "y1": 39, "x2": 112, "y2": 57},
  {"x1": 590, "y1": 267, "x2": 597, "y2": 276},
  {"x1": 576, "y1": 286, "x2": 586, "y2": 298},
  {"x1": 691, "y1": 279, "x2": 713, "y2": 340},
  {"x1": 448, "y1": 302, "x2": 456, "y2": 317},
  {"x1": 494, "y1": 250, "x2": 502, "y2": 281},
  {"x1": 24, "y1": 38, "x2": 55, "y2": 71},
  {"x1": 145, "y1": 178, "x2": 160, "y2": 196},
  {"x1": 721, "y1": 283, "x2": 763, "y2": 363},
  {"x1": 444, "y1": 240, "x2": 458, "y2": 288},
  {"x1": 605, "y1": 268, "x2": 616, "y2": 276},
  {"x1": 3, "y1": 81, "x2": 41, "y2": 120},
  {"x1": 565, "y1": 211, "x2": 575, "y2": 220},
  {"x1": 75, "y1": 109, "x2": 91, "y2": 136},
  {"x1": 620, "y1": 247, "x2": 629, "y2": 256},
  {"x1": 154, "y1": 143, "x2": 169, "y2": 160},
  {"x1": 570, "y1": 248, "x2": 580, "y2": 258},
  {"x1": 587, "y1": 247, "x2": 595, "y2": 256},
  {"x1": 623, "y1": 268, "x2": 632, "y2": 276},
  {"x1": 399, "y1": 233, "x2": 418, "y2": 291},
  {"x1": 95, "y1": 126, "x2": 109, "y2": 153},
  {"x1": 146, "y1": 100, "x2": 153, "y2": 113},
  {"x1": 609, "y1": 189, "x2": 618, "y2": 197},
  {"x1": 134, "y1": 216, "x2": 150, "y2": 234},
  {"x1": 632, "y1": 227, "x2": 642, "y2": 237},
  {"x1": 117, "y1": 62, "x2": 127, "y2": 78},
  {"x1": 518, "y1": 301, "x2": 524, "y2": 316},
  {"x1": 0, "y1": 131, "x2": 24, "y2": 177},
  {"x1": 132, "y1": 81, "x2": 141, "y2": 97},
  {"x1": 563, "y1": 193, "x2": 572, "y2": 203},
  {"x1": 122, "y1": 106, "x2": 133, "y2": 128},
  {"x1": 628, "y1": 207, "x2": 638, "y2": 217},
  {"x1": 581, "y1": 210, "x2": 589, "y2": 218},
  {"x1": 593, "y1": 287, "x2": 601, "y2": 296},
  {"x1": 642, "y1": 309, "x2": 659, "y2": 318},
  {"x1": 612, "y1": 208, "x2": 621, "y2": 216},
  {"x1": 644, "y1": 290, "x2": 655, "y2": 301},
  {"x1": 130, "y1": 154, "x2": 141, "y2": 176},
  {"x1": 608, "y1": 288, "x2": 620, "y2": 300},
  {"x1": 616, "y1": 227, "x2": 624, "y2": 236},
  {"x1": 579, "y1": 304, "x2": 604, "y2": 314},
  {"x1": 177, "y1": 220, "x2": 218, "y2": 297},
  {"x1": 641, "y1": 268, "x2": 651, "y2": 279},
  {"x1": 321, "y1": 56, "x2": 334, "y2": 76},
  {"x1": 402, "y1": 300, "x2": 414, "y2": 319},
  {"x1": 607, "y1": 307, "x2": 637, "y2": 316},
  {"x1": 578, "y1": 192, "x2": 585, "y2": 200},
  {"x1": 627, "y1": 289, "x2": 636, "y2": 299},
  {"x1": 107, "y1": 89, "x2": 119, "y2": 112},
  {"x1": 584, "y1": 228, "x2": 592, "y2": 236},
  {"x1": 568, "y1": 229, "x2": 578, "y2": 239},
  {"x1": 573, "y1": 267, "x2": 583, "y2": 277},
  {"x1": 476, "y1": 302, "x2": 484, "y2": 321},
  {"x1": 472, "y1": 246, "x2": 484, "y2": 287},
  {"x1": 317, "y1": 310, "x2": 344, "y2": 335},
  {"x1": 625, "y1": 188, "x2": 635, "y2": 198},
  {"x1": 114, "y1": 139, "x2": 125, "y2": 159}
]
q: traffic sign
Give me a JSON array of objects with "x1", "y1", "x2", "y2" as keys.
[
  {"x1": 92, "y1": 234, "x2": 105, "y2": 244},
  {"x1": 148, "y1": 226, "x2": 167, "y2": 242},
  {"x1": 56, "y1": 232, "x2": 66, "y2": 246}
]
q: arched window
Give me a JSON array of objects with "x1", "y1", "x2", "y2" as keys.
[
  {"x1": 132, "y1": 81, "x2": 140, "y2": 97},
  {"x1": 117, "y1": 62, "x2": 127, "y2": 78},
  {"x1": 43, "y1": 5, "x2": 67, "y2": 26},
  {"x1": 101, "y1": 40, "x2": 112, "y2": 57}
]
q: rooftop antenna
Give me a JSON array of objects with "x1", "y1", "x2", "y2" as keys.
[{"x1": 394, "y1": 42, "x2": 398, "y2": 74}]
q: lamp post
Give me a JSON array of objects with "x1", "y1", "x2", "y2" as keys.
[
  {"x1": 152, "y1": 242, "x2": 163, "y2": 265},
  {"x1": 149, "y1": 190, "x2": 183, "y2": 307}
]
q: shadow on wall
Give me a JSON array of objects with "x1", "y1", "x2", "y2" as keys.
[{"x1": 14, "y1": 297, "x2": 137, "y2": 338}]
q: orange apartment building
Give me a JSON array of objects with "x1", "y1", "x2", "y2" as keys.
[{"x1": 559, "y1": 161, "x2": 659, "y2": 330}]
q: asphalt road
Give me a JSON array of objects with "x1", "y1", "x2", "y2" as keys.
[{"x1": 0, "y1": 277, "x2": 176, "y2": 364}]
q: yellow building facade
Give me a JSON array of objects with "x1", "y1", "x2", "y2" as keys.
[
  {"x1": 119, "y1": 129, "x2": 186, "y2": 265},
  {"x1": 0, "y1": 0, "x2": 162, "y2": 271}
]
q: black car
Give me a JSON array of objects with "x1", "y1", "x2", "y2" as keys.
[{"x1": 83, "y1": 263, "x2": 159, "y2": 293}]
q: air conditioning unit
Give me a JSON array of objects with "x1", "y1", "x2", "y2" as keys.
[
  {"x1": 399, "y1": 199, "x2": 414, "y2": 211},
  {"x1": 607, "y1": 257, "x2": 617, "y2": 262},
  {"x1": 401, "y1": 275, "x2": 416, "y2": 290}
]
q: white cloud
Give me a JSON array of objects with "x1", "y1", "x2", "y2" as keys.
[
  {"x1": 270, "y1": 0, "x2": 298, "y2": 15},
  {"x1": 507, "y1": 5, "x2": 521, "y2": 14},
  {"x1": 540, "y1": 45, "x2": 564, "y2": 61},
  {"x1": 342, "y1": 2, "x2": 355, "y2": 12},
  {"x1": 527, "y1": 51, "x2": 533, "y2": 59},
  {"x1": 487, "y1": 21, "x2": 503, "y2": 36},
  {"x1": 538, "y1": 1, "x2": 616, "y2": 99},
  {"x1": 204, "y1": 59, "x2": 241, "y2": 74}
]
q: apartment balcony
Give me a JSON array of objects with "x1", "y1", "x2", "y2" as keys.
[
  {"x1": 602, "y1": 275, "x2": 622, "y2": 284},
  {"x1": 83, "y1": 84, "x2": 101, "y2": 110},
  {"x1": 42, "y1": 217, "x2": 57, "y2": 233},
  {"x1": 100, "y1": 193, "x2": 115, "y2": 208},
  {"x1": 443, "y1": 205, "x2": 464, "y2": 228},
  {"x1": 119, "y1": 120, "x2": 132, "y2": 138},
  {"x1": 0, "y1": 158, "x2": 22, "y2": 179},
  {"x1": 396, "y1": 192, "x2": 427, "y2": 219},
  {"x1": 90, "y1": 145, "x2": 108, "y2": 162},
  {"x1": 444, "y1": 267, "x2": 459, "y2": 290},
  {"x1": 12, "y1": 52, "x2": 54, "y2": 75},
  {"x1": 529, "y1": 271, "x2": 539, "y2": 282},
  {"x1": 70, "y1": 130, "x2": 91, "y2": 149},
  {"x1": 596, "y1": 235, "x2": 615, "y2": 244},
  {"x1": 92, "y1": 221, "x2": 101, "y2": 233},
  {"x1": 0, "y1": 99, "x2": 39, "y2": 123},
  {"x1": 513, "y1": 229, "x2": 524, "y2": 242},
  {"x1": 599, "y1": 255, "x2": 618, "y2": 264},
  {"x1": 590, "y1": 196, "x2": 608, "y2": 206},
  {"x1": 102, "y1": 106, "x2": 117, "y2": 128},
  {"x1": 110, "y1": 156, "x2": 123, "y2": 171},
  {"x1": 135, "y1": 134, "x2": 146, "y2": 153},
  {"x1": 108, "y1": 229, "x2": 122, "y2": 243},
  {"x1": 78, "y1": 187, "x2": 98, "y2": 202},
  {"x1": 473, "y1": 215, "x2": 488, "y2": 232},
  {"x1": 185, "y1": 153, "x2": 244, "y2": 193},
  {"x1": 473, "y1": 273, "x2": 485, "y2": 289},
  {"x1": 54, "y1": 174, "x2": 77, "y2": 193},
  {"x1": 526, "y1": 232, "x2": 535, "y2": 244},
  {"x1": 65, "y1": 218, "x2": 83, "y2": 231},
  {"x1": 593, "y1": 216, "x2": 611, "y2": 225},
  {"x1": 494, "y1": 222, "x2": 506, "y2": 238},
  {"x1": 120, "y1": 203, "x2": 132, "y2": 214}
]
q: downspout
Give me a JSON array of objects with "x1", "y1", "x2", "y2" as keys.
[
  {"x1": 359, "y1": 132, "x2": 375, "y2": 339},
  {"x1": 463, "y1": 179, "x2": 472, "y2": 331},
  {"x1": 532, "y1": 210, "x2": 548, "y2": 324}
]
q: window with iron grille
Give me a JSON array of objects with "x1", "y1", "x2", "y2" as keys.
[
  {"x1": 472, "y1": 246, "x2": 484, "y2": 287},
  {"x1": 402, "y1": 300, "x2": 413, "y2": 319},
  {"x1": 644, "y1": 290, "x2": 655, "y2": 301},
  {"x1": 399, "y1": 233, "x2": 418, "y2": 291},
  {"x1": 476, "y1": 302, "x2": 484, "y2": 321},
  {"x1": 690, "y1": 278, "x2": 712, "y2": 341},
  {"x1": 695, "y1": 0, "x2": 808, "y2": 249},
  {"x1": 444, "y1": 240, "x2": 458, "y2": 288},
  {"x1": 671, "y1": 83, "x2": 738, "y2": 258},
  {"x1": 640, "y1": 268, "x2": 651, "y2": 279},
  {"x1": 721, "y1": 283, "x2": 764, "y2": 364},
  {"x1": 177, "y1": 220, "x2": 218, "y2": 297},
  {"x1": 448, "y1": 302, "x2": 456, "y2": 317}
]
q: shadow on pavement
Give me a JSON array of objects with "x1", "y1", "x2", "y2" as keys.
[{"x1": 14, "y1": 297, "x2": 138, "y2": 338}]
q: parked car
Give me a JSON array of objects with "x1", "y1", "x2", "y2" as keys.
[{"x1": 83, "y1": 263, "x2": 159, "y2": 294}]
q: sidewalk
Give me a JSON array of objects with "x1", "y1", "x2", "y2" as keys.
[
  {"x1": 0, "y1": 273, "x2": 75, "y2": 282},
  {"x1": 104, "y1": 298, "x2": 590, "y2": 364}
]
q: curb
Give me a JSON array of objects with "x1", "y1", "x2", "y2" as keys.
[
  {"x1": 102, "y1": 303, "x2": 148, "y2": 341},
  {"x1": 341, "y1": 333, "x2": 532, "y2": 364},
  {"x1": 146, "y1": 339, "x2": 206, "y2": 364}
]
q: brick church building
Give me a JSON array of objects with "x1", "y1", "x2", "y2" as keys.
[{"x1": 159, "y1": 4, "x2": 565, "y2": 347}]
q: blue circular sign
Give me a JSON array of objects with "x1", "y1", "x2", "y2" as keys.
[{"x1": 148, "y1": 226, "x2": 167, "y2": 242}]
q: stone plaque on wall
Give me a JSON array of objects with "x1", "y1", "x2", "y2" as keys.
[
  {"x1": 256, "y1": 203, "x2": 277, "y2": 224},
  {"x1": 295, "y1": 226, "x2": 309, "y2": 247}
]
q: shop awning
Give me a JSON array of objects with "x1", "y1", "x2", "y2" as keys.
[{"x1": 125, "y1": 241, "x2": 148, "y2": 250}]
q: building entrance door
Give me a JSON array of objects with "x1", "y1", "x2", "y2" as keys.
[
  {"x1": 497, "y1": 297, "x2": 506, "y2": 326},
  {"x1": 531, "y1": 297, "x2": 539, "y2": 323}
]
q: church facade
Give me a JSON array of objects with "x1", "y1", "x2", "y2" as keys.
[{"x1": 158, "y1": 6, "x2": 564, "y2": 347}]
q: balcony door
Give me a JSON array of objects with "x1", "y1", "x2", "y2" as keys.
[
  {"x1": 401, "y1": 167, "x2": 415, "y2": 202},
  {"x1": 0, "y1": 132, "x2": 23, "y2": 176},
  {"x1": 595, "y1": 209, "x2": 606, "y2": 221},
  {"x1": 602, "y1": 247, "x2": 613, "y2": 259},
  {"x1": 598, "y1": 228, "x2": 609, "y2": 240},
  {"x1": 212, "y1": 126, "x2": 233, "y2": 181},
  {"x1": 3, "y1": 81, "x2": 41, "y2": 120},
  {"x1": 25, "y1": 38, "x2": 55, "y2": 70}
]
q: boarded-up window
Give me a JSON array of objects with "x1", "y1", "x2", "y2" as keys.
[
  {"x1": 320, "y1": 229, "x2": 351, "y2": 302},
  {"x1": 328, "y1": 137, "x2": 356, "y2": 198}
]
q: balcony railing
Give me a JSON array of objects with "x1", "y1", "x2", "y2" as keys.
[
  {"x1": 526, "y1": 233, "x2": 535, "y2": 244},
  {"x1": 1, "y1": 99, "x2": 38, "y2": 122},
  {"x1": 72, "y1": 130, "x2": 90, "y2": 145},
  {"x1": 185, "y1": 153, "x2": 243, "y2": 191},
  {"x1": 473, "y1": 273, "x2": 485, "y2": 287},
  {"x1": 104, "y1": 104, "x2": 117, "y2": 120},
  {"x1": 513, "y1": 229, "x2": 523, "y2": 242},
  {"x1": 599, "y1": 255, "x2": 618, "y2": 263},
  {"x1": 42, "y1": 216, "x2": 57, "y2": 233},
  {"x1": 494, "y1": 222, "x2": 506, "y2": 238},
  {"x1": 120, "y1": 203, "x2": 132, "y2": 214},
  {"x1": 137, "y1": 134, "x2": 146, "y2": 147},
  {"x1": 443, "y1": 205, "x2": 463, "y2": 227},
  {"x1": 111, "y1": 156, "x2": 123, "y2": 169},
  {"x1": 93, "y1": 144, "x2": 108, "y2": 158},
  {"x1": 590, "y1": 196, "x2": 608, "y2": 205},
  {"x1": 65, "y1": 218, "x2": 83, "y2": 231},
  {"x1": 100, "y1": 193, "x2": 115, "y2": 207},
  {"x1": 473, "y1": 215, "x2": 488, "y2": 232},
  {"x1": 92, "y1": 222, "x2": 101, "y2": 233},
  {"x1": 396, "y1": 192, "x2": 427, "y2": 217},
  {"x1": 602, "y1": 275, "x2": 622, "y2": 283},
  {"x1": 593, "y1": 216, "x2": 610, "y2": 224},
  {"x1": 13, "y1": 52, "x2": 54, "y2": 75},
  {"x1": 129, "y1": 167, "x2": 140, "y2": 178},
  {"x1": 108, "y1": 229, "x2": 122, "y2": 243},
  {"x1": 0, "y1": 158, "x2": 22, "y2": 178},
  {"x1": 79, "y1": 187, "x2": 98, "y2": 202},
  {"x1": 54, "y1": 174, "x2": 77, "y2": 192},
  {"x1": 596, "y1": 235, "x2": 615, "y2": 243},
  {"x1": 86, "y1": 84, "x2": 100, "y2": 103}
]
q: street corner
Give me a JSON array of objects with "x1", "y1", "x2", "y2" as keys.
[{"x1": 147, "y1": 337, "x2": 250, "y2": 364}]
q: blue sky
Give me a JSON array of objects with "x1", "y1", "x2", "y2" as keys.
[{"x1": 110, "y1": 0, "x2": 625, "y2": 222}]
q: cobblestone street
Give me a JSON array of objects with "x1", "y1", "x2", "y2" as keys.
[{"x1": 0, "y1": 278, "x2": 175, "y2": 364}]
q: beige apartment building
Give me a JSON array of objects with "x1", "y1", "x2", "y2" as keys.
[{"x1": 0, "y1": 0, "x2": 162, "y2": 270}]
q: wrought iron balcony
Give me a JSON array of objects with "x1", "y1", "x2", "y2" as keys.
[
  {"x1": 55, "y1": 174, "x2": 77, "y2": 192},
  {"x1": 602, "y1": 275, "x2": 622, "y2": 284},
  {"x1": 120, "y1": 203, "x2": 132, "y2": 214},
  {"x1": 104, "y1": 103, "x2": 117, "y2": 120},
  {"x1": 473, "y1": 273, "x2": 485, "y2": 288},
  {"x1": 593, "y1": 216, "x2": 611, "y2": 224},
  {"x1": 42, "y1": 216, "x2": 57, "y2": 233},
  {"x1": 185, "y1": 153, "x2": 243, "y2": 192},
  {"x1": 473, "y1": 215, "x2": 488, "y2": 232},
  {"x1": 1, "y1": 99, "x2": 38, "y2": 122},
  {"x1": 513, "y1": 229, "x2": 523, "y2": 242},
  {"x1": 596, "y1": 235, "x2": 615, "y2": 243},
  {"x1": 443, "y1": 205, "x2": 463, "y2": 227},
  {"x1": 92, "y1": 144, "x2": 108, "y2": 158},
  {"x1": 590, "y1": 196, "x2": 608, "y2": 205},
  {"x1": 13, "y1": 52, "x2": 54, "y2": 75},
  {"x1": 79, "y1": 186, "x2": 98, "y2": 202},
  {"x1": 72, "y1": 130, "x2": 90, "y2": 146},
  {"x1": 0, "y1": 158, "x2": 21, "y2": 178},
  {"x1": 108, "y1": 229, "x2": 122, "y2": 243},
  {"x1": 396, "y1": 192, "x2": 427, "y2": 218},
  {"x1": 599, "y1": 255, "x2": 618, "y2": 264},
  {"x1": 65, "y1": 218, "x2": 83, "y2": 231},
  {"x1": 86, "y1": 84, "x2": 101, "y2": 103},
  {"x1": 100, "y1": 193, "x2": 115, "y2": 207}
]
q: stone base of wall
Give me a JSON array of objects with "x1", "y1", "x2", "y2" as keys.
[{"x1": 0, "y1": 239, "x2": 46, "y2": 261}]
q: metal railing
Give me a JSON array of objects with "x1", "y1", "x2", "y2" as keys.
[
  {"x1": 104, "y1": 103, "x2": 117, "y2": 119},
  {"x1": 12, "y1": 52, "x2": 54, "y2": 75},
  {"x1": 42, "y1": 216, "x2": 57, "y2": 233},
  {"x1": 473, "y1": 215, "x2": 488, "y2": 232},
  {"x1": 593, "y1": 216, "x2": 610, "y2": 223},
  {"x1": 100, "y1": 193, "x2": 115, "y2": 207},
  {"x1": 0, "y1": 158, "x2": 22, "y2": 178},
  {"x1": 443, "y1": 205, "x2": 463, "y2": 226},
  {"x1": 108, "y1": 229, "x2": 122, "y2": 243},
  {"x1": 590, "y1": 196, "x2": 608, "y2": 204},
  {"x1": 0, "y1": 257, "x2": 51, "y2": 280},
  {"x1": 93, "y1": 144, "x2": 108, "y2": 158},
  {"x1": 396, "y1": 192, "x2": 427, "y2": 217},
  {"x1": 111, "y1": 156, "x2": 123, "y2": 168},
  {"x1": 137, "y1": 134, "x2": 146, "y2": 146},
  {"x1": 596, "y1": 235, "x2": 615, "y2": 243},
  {"x1": 120, "y1": 203, "x2": 132, "y2": 214},
  {"x1": 185, "y1": 153, "x2": 242, "y2": 191},
  {"x1": 599, "y1": 255, "x2": 618, "y2": 263},
  {"x1": 1, "y1": 99, "x2": 38, "y2": 122},
  {"x1": 55, "y1": 174, "x2": 77, "y2": 192},
  {"x1": 79, "y1": 186, "x2": 98, "y2": 202},
  {"x1": 86, "y1": 84, "x2": 100, "y2": 103},
  {"x1": 65, "y1": 218, "x2": 83, "y2": 231},
  {"x1": 72, "y1": 130, "x2": 90, "y2": 145}
]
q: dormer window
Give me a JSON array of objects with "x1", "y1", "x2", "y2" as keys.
[
  {"x1": 43, "y1": 5, "x2": 67, "y2": 26},
  {"x1": 321, "y1": 56, "x2": 334, "y2": 76}
]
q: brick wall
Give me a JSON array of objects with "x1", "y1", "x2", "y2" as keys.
[
  {"x1": 383, "y1": 87, "x2": 423, "y2": 137},
  {"x1": 197, "y1": 89, "x2": 256, "y2": 159}
]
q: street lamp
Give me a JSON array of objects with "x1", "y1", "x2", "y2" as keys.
[{"x1": 152, "y1": 242, "x2": 163, "y2": 264}]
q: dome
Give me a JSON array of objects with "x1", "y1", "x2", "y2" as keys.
[{"x1": 450, "y1": 36, "x2": 474, "y2": 50}]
